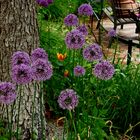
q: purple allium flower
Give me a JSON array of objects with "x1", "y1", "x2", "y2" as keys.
[
  {"x1": 76, "y1": 25, "x2": 88, "y2": 36},
  {"x1": 11, "y1": 64, "x2": 32, "y2": 84},
  {"x1": 58, "y1": 89, "x2": 78, "y2": 110},
  {"x1": 108, "y1": 29, "x2": 116, "y2": 37},
  {"x1": 74, "y1": 65, "x2": 86, "y2": 76},
  {"x1": 136, "y1": 13, "x2": 140, "y2": 18},
  {"x1": 47, "y1": 0, "x2": 53, "y2": 4},
  {"x1": 0, "y1": 82, "x2": 16, "y2": 104},
  {"x1": 36, "y1": 0, "x2": 49, "y2": 7},
  {"x1": 64, "y1": 14, "x2": 79, "y2": 27},
  {"x1": 78, "y1": 4, "x2": 93, "y2": 16},
  {"x1": 31, "y1": 59, "x2": 53, "y2": 81},
  {"x1": 31, "y1": 48, "x2": 48, "y2": 62},
  {"x1": 11, "y1": 51, "x2": 30, "y2": 67},
  {"x1": 36, "y1": 0, "x2": 53, "y2": 7},
  {"x1": 65, "y1": 29, "x2": 85, "y2": 49},
  {"x1": 93, "y1": 60, "x2": 115, "y2": 80},
  {"x1": 83, "y1": 43, "x2": 103, "y2": 62}
]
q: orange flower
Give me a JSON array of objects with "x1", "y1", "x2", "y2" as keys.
[
  {"x1": 57, "y1": 53, "x2": 67, "y2": 61},
  {"x1": 64, "y1": 70, "x2": 69, "y2": 77}
]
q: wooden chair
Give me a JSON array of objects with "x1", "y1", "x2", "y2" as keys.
[
  {"x1": 95, "y1": 0, "x2": 140, "y2": 64},
  {"x1": 129, "y1": 7, "x2": 140, "y2": 33},
  {"x1": 102, "y1": 0, "x2": 140, "y2": 29}
]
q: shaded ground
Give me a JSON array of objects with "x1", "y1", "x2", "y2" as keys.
[{"x1": 90, "y1": 18, "x2": 140, "y2": 65}]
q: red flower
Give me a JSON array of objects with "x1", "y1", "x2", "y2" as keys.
[{"x1": 57, "y1": 53, "x2": 67, "y2": 61}]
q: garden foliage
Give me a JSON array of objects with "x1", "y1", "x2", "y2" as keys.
[{"x1": 0, "y1": 0, "x2": 140, "y2": 139}]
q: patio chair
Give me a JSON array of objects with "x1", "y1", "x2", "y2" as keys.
[
  {"x1": 129, "y1": 7, "x2": 140, "y2": 33},
  {"x1": 102, "y1": 0, "x2": 140, "y2": 29},
  {"x1": 94, "y1": 0, "x2": 140, "y2": 64}
]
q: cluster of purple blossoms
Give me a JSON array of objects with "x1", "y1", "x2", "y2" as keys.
[
  {"x1": 65, "y1": 29, "x2": 85, "y2": 49},
  {"x1": 31, "y1": 59, "x2": 53, "y2": 81},
  {"x1": 83, "y1": 43, "x2": 103, "y2": 62},
  {"x1": 31, "y1": 48, "x2": 53, "y2": 81},
  {"x1": 108, "y1": 29, "x2": 116, "y2": 37},
  {"x1": 78, "y1": 3, "x2": 93, "y2": 16},
  {"x1": 11, "y1": 51, "x2": 32, "y2": 84},
  {"x1": 31, "y1": 48, "x2": 48, "y2": 62},
  {"x1": 93, "y1": 60, "x2": 115, "y2": 80},
  {"x1": 0, "y1": 82, "x2": 16, "y2": 104},
  {"x1": 11, "y1": 48, "x2": 52, "y2": 84},
  {"x1": 74, "y1": 65, "x2": 86, "y2": 76},
  {"x1": 36, "y1": 0, "x2": 53, "y2": 7},
  {"x1": 64, "y1": 14, "x2": 79, "y2": 27},
  {"x1": 58, "y1": 89, "x2": 79, "y2": 110},
  {"x1": 11, "y1": 51, "x2": 30, "y2": 67},
  {"x1": 76, "y1": 25, "x2": 88, "y2": 36},
  {"x1": 11, "y1": 64, "x2": 32, "y2": 84}
]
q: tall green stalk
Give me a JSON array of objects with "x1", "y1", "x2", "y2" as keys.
[
  {"x1": 9, "y1": 101, "x2": 15, "y2": 140},
  {"x1": 112, "y1": 39, "x2": 118, "y2": 64},
  {"x1": 39, "y1": 81, "x2": 46, "y2": 139},
  {"x1": 69, "y1": 110, "x2": 77, "y2": 136},
  {"x1": 6, "y1": 105, "x2": 9, "y2": 131},
  {"x1": 31, "y1": 82, "x2": 36, "y2": 139},
  {"x1": 16, "y1": 86, "x2": 22, "y2": 140}
]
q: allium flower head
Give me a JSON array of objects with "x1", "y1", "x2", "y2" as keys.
[
  {"x1": 136, "y1": 13, "x2": 140, "y2": 18},
  {"x1": 31, "y1": 59, "x2": 53, "y2": 81},
  {"x1": 74, "y1": 65, "x2": 85, "y2": 76},
  {"x1": 76, "y1": 25, "x2": 88, "y2": 36},
  {"x1": 36, "y1": 0, "x2": 53, "y2": 7},
  {"x1": 58, "y1": 89, "x2": 78, "y2": 110},
  {"x1": 0, "y1": 82, "x2": 16, "y2": 104},
  {"x1": 83, "y1": 43, "x2": 103, "y2": 62},
  {"x1": 108, "y1": 29, "x2": 116, "y2": 37},
  {"x1": 47, "y1": 0, "x2": 53, "y2": 4},
  {"x1": 78, "y1": 4, "x2": 93, "y2": 16},
  {"x1": 31, "y1": 48, "x2": 48, "y2": 62},
  {"x1": 36, "y1": 0, "x2": 48, "y2": 7},
  {"x1": 93, "y1": 60, "x2": 115, "y2": 80},
  {"x1": 64, "y1": 14, "x2": 79, "y2": 26},
  {"x1": 11, "y1": 51, "x2": 30, "y2": 67},
  {"x1": 65, "y1": 29, "x2": 85, "y2": 49},
  {"x1": 11, "y1": 64, "x2": 32, "y2": 84}
]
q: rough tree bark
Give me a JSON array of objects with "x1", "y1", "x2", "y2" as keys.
[{"x1": 0, "y1": 0, "x2": 46, "y2": 139}]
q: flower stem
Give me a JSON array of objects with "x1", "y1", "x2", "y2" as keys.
[
  {"x1": 16, "y1": 86, "x2": 22, "y2": 140},
  {"x1": 112, "y1": 39, "x2": 118, "y2": 64},
  {"x1": 39, "y1": 82, "x2": 45, "y2": 139},
  {"x1": 69, "y1": 110, "x2": 77, "y2": 136},
  {"x1": 6, "y1": 105, "x2": 9, "y2": 133},
  {"x1": 31, "y1": 82, "x2": 36, "y2": 139},
  {"x1": 9, "y1": 101, "x2": 15, "y2": 140},
  {"x1": 73, "y1": 50, "x2": 76, "y2": 79}
]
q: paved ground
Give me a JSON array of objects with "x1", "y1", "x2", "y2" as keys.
[{"x1": 90, "y1": 19, "x2": 140, "y2": 65}]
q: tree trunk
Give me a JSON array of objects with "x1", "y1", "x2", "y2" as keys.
[{"x1": 0, "y1": 0, "x2": 46, "y2": 139}]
